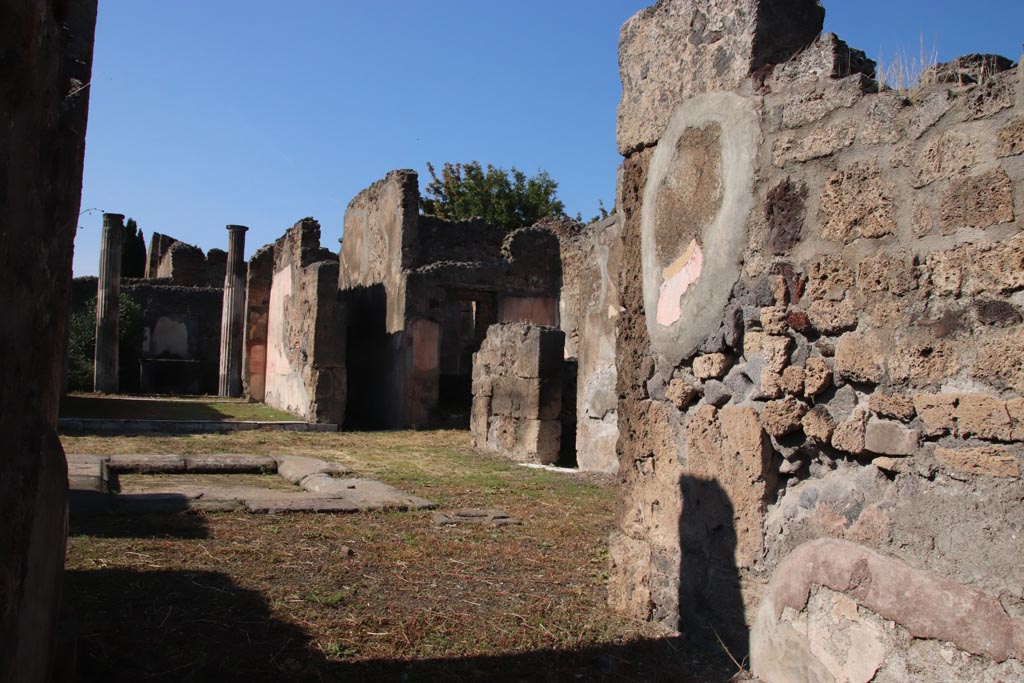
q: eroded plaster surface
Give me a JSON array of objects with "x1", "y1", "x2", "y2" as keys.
[
  {"x1": 264, "y1": 265, "x2": 310, "y2": 417},
  {"x1": 641, "y1": 92, "x2": 760, "y2": 365}
]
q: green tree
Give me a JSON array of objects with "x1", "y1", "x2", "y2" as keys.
[
  {"x1": 420, "y1": 161, "x2": 566, "y2": 232},
  {"x1": 66, "y1": 294, "x2": 144, "y2": 392},
  {"x1": 121, "y1": 217, "x2": 147, "y2": 278}
]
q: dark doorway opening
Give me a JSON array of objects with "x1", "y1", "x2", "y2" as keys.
[
  {"x1": 342, "y1": 284, "x2": 399, "y2": 429},
  {"x1": 436, "y1": 289, "x2": 497, "y2": 428},
  {"x1": 557, "y1": 358, "x2": 578, "y2": 468}
]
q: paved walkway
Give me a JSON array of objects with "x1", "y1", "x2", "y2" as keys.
[{"x1": 67, "y1": 453, "x2": 435, "y2": 514}]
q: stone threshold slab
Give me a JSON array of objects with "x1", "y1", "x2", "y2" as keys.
[
  {"x1": 58, "y1": 418, "x2": 338, "y2": 434},
  {"x1": 66, "y1": 453, "x2": 434, "y2": 515}
]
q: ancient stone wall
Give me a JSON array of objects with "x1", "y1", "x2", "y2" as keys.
[
  {"x1": 263, "y1": 219, "x2": 344, "y2": 424},
  {"x1": 0, "y1": 1, "x2": 97, "y2": 679},
  {"x1": 242, "y1": 245, "x2": 274, "y2": 402},
  {"x1": 575, "y1": 216, "x2": 623, "y2": 473},
  {"x1": 206, "y1": 248, "x2": 227, "y2": 287},
  {"x1": 339, "y1": 170, "x2": 564, "y2": 429},
  {"x1": 412, "y1": 215, "x2": 508, "y2": 267},
  {"x1": 149, "y1": 233, "x2": 225, "y2": 287},
  {"x1": 339, "y1": 170, "x2": 418, "y2": 333},
  {"x1": 145, "y1": 232, "x2": 177, "y2": 279},
  {"x1": 608, "y1": 0, "x2": 1024, "y2": 678},
  {"x1": 122, "y1": 282, "x2": 223, "y2": 395},
  {"x1": 471, "y1": 323, "x2": 565, "y2": 464}
]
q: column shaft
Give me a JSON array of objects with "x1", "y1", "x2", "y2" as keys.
[
  {"x1": 218, "y1": 225, "x2": 248, "y2": 397},
  {"x1": 93, "y1": 213, "x2": 123, "y2": 392}
]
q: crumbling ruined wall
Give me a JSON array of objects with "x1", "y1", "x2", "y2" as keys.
[
  {"x1": 206, "y1": 247, "x2": 227, "y2": 287},
  {"x1": 145, "y1": 232, "x2": 177, "y2": 278},
  {"x1": 148, "y1": 233, "x2": 225, "y2": 287},
  {"x1": 0, "y1": 1, "x2": 97, "y2": 680},
  {"x1": 495, "y1": 226, "x2": 563, "y2": 326},
  {"x1": 264, "y1": 219, "x2": 344, "y2": 424},
  {"x1": 471, "y1": 323, "x2": 565, "y2": 464},
  {"x1": 608, "y1": 0, "x2": 1024, "y2": 679},
  {"x1": 339, "y1": 171, "x2": 422, "y2": 427},
  {"x1": 339, "y1": 170, "x2": 564, "y2": 429},
  {"x1": 575, "y1": 216, "x2": 623, "y2": 473},
  {"x1": 340, "y1": 170, "x2": 418, "y2": 333}
]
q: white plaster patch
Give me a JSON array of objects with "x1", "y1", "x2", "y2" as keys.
[
  {"x1": 152, "y1": 316, "x2": 189, "y2": 358},
  {"x1": 656, "y1": 239, "x2": 703, "y2": 326}
]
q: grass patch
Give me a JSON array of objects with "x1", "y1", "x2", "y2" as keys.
[
  {"x1": 60, "y1": 393, "x2": 299, "y2": 421},
  {"x1": 62, "y1": 429, "x2": 733, "y2": 682}
]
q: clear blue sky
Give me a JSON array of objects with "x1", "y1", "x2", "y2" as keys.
[{"x1": 75, "y1": 0, "x2": 1023, "y2": 276}]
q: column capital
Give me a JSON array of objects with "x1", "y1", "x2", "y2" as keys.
[
  {"x1": 226, "y1": 224, "x2": 249, "y2": 232},
  {"x1": 102, "y1": 213, "x2": 125, "y2": 227}
]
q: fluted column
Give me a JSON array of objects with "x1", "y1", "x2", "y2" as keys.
[
  {"x1": 218, "y1": 224, "x2": 248, "y2": 397},
  {"x1": 93, "y1": 213, "x2": 123, "y2": 393}
]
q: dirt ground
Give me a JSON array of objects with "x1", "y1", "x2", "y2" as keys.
[{"x1": 61, "y1": 428, "x2": 739, "y2": 682}]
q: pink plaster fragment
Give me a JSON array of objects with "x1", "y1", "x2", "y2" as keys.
[{"x1": 656, "y1": 240, "x2": 704, "y2": 327}]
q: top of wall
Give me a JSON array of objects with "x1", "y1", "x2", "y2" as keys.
[
  {"x1": 145, "y1": 231, "x2": 227, "y2": 287},
  {"x1": 272, "y1": 218, "x2": 335, "y2": 273},
  {"x1": 617, "y1": 0, "x2": 826, "y2": 154}
]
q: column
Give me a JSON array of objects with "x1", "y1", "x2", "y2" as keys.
[
  {"x1": 218, "y1": 224, "x2": 248, "y2": 397},
  {"x1": 93, "y1": 213, "x2": 123, "y2": 393}
]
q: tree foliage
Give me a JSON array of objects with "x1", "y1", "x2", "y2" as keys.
[
  {"x1": 121, "y1": 217, "x2": 147, "y2": 278},
  {"x1": 420, "y1": 161, "x2": 566, "y2": 232},
  {"x1": 66, "y1": 294, "x2": 144, "y2": 392}
]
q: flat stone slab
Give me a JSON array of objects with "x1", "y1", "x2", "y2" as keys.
[
  {"x1": 432, "y1": 508, "x2": 521, "y2": 527},
  {"x1": 110, "y1": 492, "x2": 197, "y2": 514},
  {"x1": 275, "y1": 454, "x2": 352, "y2": 484},
  {"x1": 244, "y1": 497, "x2": 362, "y2": 514},
  {"x1": 67, "y1": 454, "x2": 111, "y2": 492},
  {"x1": 300, "y1": 476, "x2": 436, "y2": 511},
  {"x1": 67, "y1": 454, "x2": 106, "y2": 478},
  {"x1": 184, "y1": 454, "x2": 278, "y2": 473},
  {"x1": 66, "y1": 452, "x2": 434, "y2": 515},
  {"x1": 107, "y1": 454, "x2": 187, "y2": 473}
]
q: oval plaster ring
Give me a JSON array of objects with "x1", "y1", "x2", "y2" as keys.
[{"x1": 640, "y1": 91, "x2": 760, "y2": 366}]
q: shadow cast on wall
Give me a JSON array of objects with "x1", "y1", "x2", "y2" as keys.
[{"x1": 678, "y1": 476, "x2": 748, "y2": 663}]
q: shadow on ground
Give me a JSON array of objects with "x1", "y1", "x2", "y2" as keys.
[
  {"x1": 65, "y1": 565, "x2": 736, "y2": 683},
  {"x1": 60, "y1": 395, "x2": 228, "y2": 421},
  {"x1": 68, "y1": 502, "x2": 209, "y2": 539}
]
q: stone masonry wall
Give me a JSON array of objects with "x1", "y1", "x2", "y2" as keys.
[
  {"x1": 263, "y1": 219, "x2": 344, "y2": 424},
  {"x1": 609, "y1": 0, "x2": 1024, "y2": 679},
  {"x1": 145, "y1": 232, "x2": 177, "y2": 279},
  {"x1": 339, "y1": 170, "x2": 418, "y2": 333},
  {"x1": 149, "y1": 233, "x2": 226, "y2": 287},
  {"x1": 0, "y1": 1, "x2": 97, "y2": 679},
  {"x1": 123, "y1": 282, "x2": 223, "y2": 395},
  {"x1": 471, "y1": 323, "x2": 565, "y2": 465},
  {"x1": 575, "y1": 216, "x2": 623, "y2": 473},
  {"x1": 340, "y1": 170, "x2": 565, "y2": 429}
]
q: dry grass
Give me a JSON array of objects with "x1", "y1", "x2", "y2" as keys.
[
  {"x1": 62, "y1": 429, "x2": 734, "y2": 682},
  {"x1": 876, "y1": 35, "x2": 939, "y2": 93}
]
